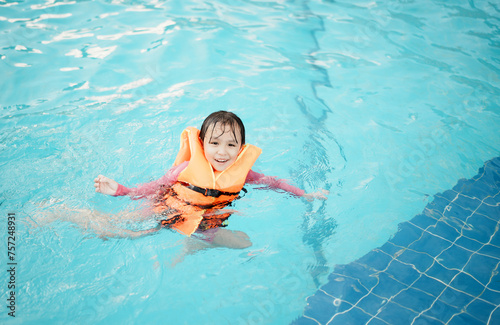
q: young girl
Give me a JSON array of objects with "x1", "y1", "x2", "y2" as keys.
[{"x1": 94, "y1": 111, "x2": 327, "y2": 247}]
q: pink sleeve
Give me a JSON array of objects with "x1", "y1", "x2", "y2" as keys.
[
  {"x1": 114, "y1": 184, "x2": 131, "y2": 196},
  {"x1": 113, "y1": 161, "x2": 188, "y2": 199},
  {"x1": 245, "y1": 170, "x2": 305, "y2": 197}
]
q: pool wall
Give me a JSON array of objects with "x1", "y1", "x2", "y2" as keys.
[{"x1": 293, "y1": 156, "x2": 500, "y2": 324}]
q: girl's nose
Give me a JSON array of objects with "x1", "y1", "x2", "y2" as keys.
[{"x1": 216, "y1": 147, "x2": 227, "y2": 155}]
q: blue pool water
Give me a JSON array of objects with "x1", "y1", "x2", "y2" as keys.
[{"x1": 1, "y1": 0, "x2": 499, "y2": 324}]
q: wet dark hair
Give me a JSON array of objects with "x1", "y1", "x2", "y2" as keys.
[{"x1": 200, "y1": 110, "x2": 245, "y2": 145}]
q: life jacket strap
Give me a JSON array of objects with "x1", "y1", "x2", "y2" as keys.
[{"x1": 178, "y1": 181, "x2": 240, "y2": 198}]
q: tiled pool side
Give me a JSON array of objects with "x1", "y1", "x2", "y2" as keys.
[{"x1": 293, "y1": 157, "x2": 500, "y2": 325}]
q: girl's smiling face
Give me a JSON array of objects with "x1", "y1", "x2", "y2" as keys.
[{"x1": 202, "y1": 122, "x2": 242, "y2": 172}]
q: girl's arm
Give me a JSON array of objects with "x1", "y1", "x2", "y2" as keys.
[
  {"x1": 245, "y1": 170, "x2": 305, "y2": 196},
  {"x1": 245, "y1": 170, "x2": 328, "y2": 201},
  {"x1": 95, "y1": 161, "x2": 188, "y2": 199}
]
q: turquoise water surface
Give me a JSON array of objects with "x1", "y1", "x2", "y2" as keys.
[{"x1": 1, "y1": 0, "x2": 499, "y2": 324}]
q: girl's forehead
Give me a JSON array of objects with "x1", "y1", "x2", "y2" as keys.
[{"x1": 208, "y1": 122, "x2": 241, "y2": 141}]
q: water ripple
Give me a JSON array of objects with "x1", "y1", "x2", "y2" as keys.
[{"x1": 1, "y1": 1, "x2": 499, "y2": 324}]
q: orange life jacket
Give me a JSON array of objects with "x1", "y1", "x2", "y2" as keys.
[{"x1": 153, "y1": 127, "x2": 261, "y2": 236}]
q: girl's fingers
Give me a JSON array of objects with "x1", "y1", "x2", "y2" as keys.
[{"x1": 317, "y1": 190, "x2": 329, "y2": 200}]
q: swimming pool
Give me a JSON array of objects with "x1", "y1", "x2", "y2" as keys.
[{"x1": 1, "y1": 0, "x2": 499, "y2": 324}]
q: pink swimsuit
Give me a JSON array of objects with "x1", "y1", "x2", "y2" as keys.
[{"x1": 114, "y1": 161, "x2": 305, "y2": 198}]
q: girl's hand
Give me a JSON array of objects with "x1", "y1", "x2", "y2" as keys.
[
  {"x1": 94, "y1": 175, "x2": 119, "y2": 196},
  {"x1": 303, "y1": 189, "x2": 329, "y2": 201}
]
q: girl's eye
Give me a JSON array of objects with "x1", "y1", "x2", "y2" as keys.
[
  {"x1": 210, "y1": 142, "x2": 218, "y2": 145},
  {"x1": 229, "y1": 143, "x2": 236, "y2": 147}
]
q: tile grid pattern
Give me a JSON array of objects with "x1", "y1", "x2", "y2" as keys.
[{"x1": 293, "y1": 157, "x2": 500, "y2": 325}]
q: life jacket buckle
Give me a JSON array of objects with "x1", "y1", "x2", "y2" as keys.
[
  {"x1": 205, "y1": 188, "x2": 222, "y2": 197},
  {"x1": 178, "y1": 181, "x2": 236, "y2": 198}
]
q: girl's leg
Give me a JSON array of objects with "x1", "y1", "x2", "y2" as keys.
[
  {"x1": 206, "y1": 228, "x2": 252, "y2": 249},
  {"x1": 32, "y1": 204, "x2": 159, "y2": 239},
  {"x1": 170, "y1": 227, "x2": 252, "y2": 267}
]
